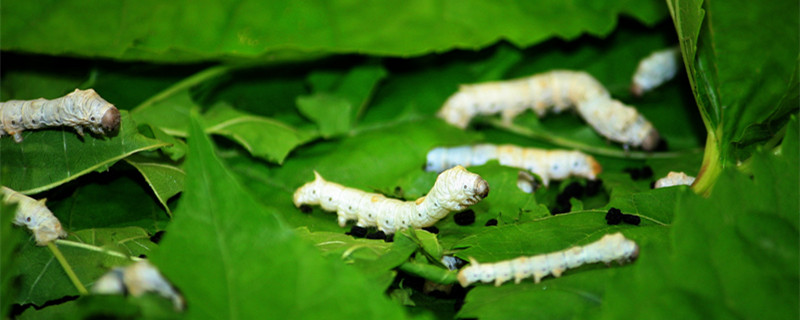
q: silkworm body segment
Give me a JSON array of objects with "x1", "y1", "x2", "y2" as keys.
[
  {"x1": 1, "y1": 186, "x2": 67, "y2": 245},
  {"x1": 631, "y1": 47, "x2": 681, "y2": 96},
  {"x1": 293, "y1": 166, "x2": 489, "y2": 234},
  {"x1": 0, "y1": 89, "x2": 121, "y2": 142},
  {"x1": 438, "y1": 70, "x2": 609, "y2": 129},
  {"x1": 437, "y1": 70, "x2": 660, "y2": 150},
  {"x1": 425, "y1": 144, "x2": 602, "y2": 187},
  {"x1": 93, "y1": 260, "x2": 185, "y2": 311},
  {"x1": 654, "y1": 171, "x2": 695, "y2": 188},
  {"x1": 457, "y1": 232, "x2": 638, "y2": 287}
]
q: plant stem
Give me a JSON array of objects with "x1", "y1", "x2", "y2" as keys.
[
  {"x1": 692, "y1": 132, "x2": 722, "y2": 196},
  {"x1": 398, "y1": 261, "x2": 458, "y2": 285},
  {"x1": 47, "y1": 242, "x2": 89, "y2": 295},
  {"x1": 55, "y1": 239, "x2": 145, "y2": 262}
]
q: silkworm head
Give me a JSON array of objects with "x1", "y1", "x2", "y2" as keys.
[
  {"x1": 101, "y1": 107, "x2": 121, "y2": 133},
  {"x1": 641, "y1": 128, "x2": 661, "y2": 151},
  {"x1": 293, "y1": 171, "x2": 325, "y2": 207}
]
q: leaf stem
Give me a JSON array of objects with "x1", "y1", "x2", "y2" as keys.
[
  {"x1": 397, "y1": 261, "x2": 458, "y2": 285},
  {"x1": 486, "y1": 119, "x2": 703, "y2": 159},
  {"x1": 47, "y1": 242, "x2": 89, "y2": 295},
  {"x1": 55, "y1": 239, "x2": 145, "y2": 262}
]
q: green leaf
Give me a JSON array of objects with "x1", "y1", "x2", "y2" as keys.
[
  {"x1": 131, "y1": 68, "x2": 316, "y2": 164},
  {"x1": 124, "y1": 154, "x2": 185, "y2": 218},
  {"x1": 306, "y1": 63, "x2": 388, "y2": 125},
  {"x1": 47, "y1": 169, "x2": 171, "y2": 234},
  {"x1": 148, "y1": 110, "x2": 408, "y2": 319},
  {"x1": 136, "y1": 124, "x2": 188, "y2": 161},
  {"x1": 453, "y1": 211, "x2": 668, "y2": 319},
  {"x1": 297, "y1": 227, "x2": 418, "y2": 289},
  {"x1": 600, "y1": 116, "x2": 800, "y2": 319},
  {"x1": 296, "y1": 94, "x2": 352, "y2": 138},
  {"x1": 0, "y1": 111, "x2": 169, "y2": 194},
  {"x1": 14, "y1": 227, "x2": 154, "y2": 306},
  {"x1": 204, "y1": 103, "x2": 317, "y2": 163},
  {"x1": 668, "y1": 0, "x2": 800, "y2": 191},
  {"x1": 1, "y1": 0, "x2": 666, "y2": 63}
]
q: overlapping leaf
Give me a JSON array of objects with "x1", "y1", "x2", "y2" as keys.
[
  {"x1": 2, "y1": 0, "x2": 666, "y2": 62},
  {"x1": 148, "y1": 112, "x2": 409, "y2": 319},
  {"x1": 0, "y1": 111, "x2": 169, "y2": 194},
  {"x1": 14, "y1": 227, "x2": 155, "y2": 306}
]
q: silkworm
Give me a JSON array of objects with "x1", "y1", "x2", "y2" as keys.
[
  {"x1": 93, "y1": 260, "x2": 185, "y2": 311},
  {"x1": 425, "y1": 144, "x2": 602, "y2": 187},
  {"x1": 653, "y1": 171, "x2": 695, "y2": 188},
  {"x1": 631, "y1": 47, "x2": 681, "y2": 96},
  {"x1": 437, "y1": 70, "x2": 661, "y2": 150},
  {"x1": 457, "y1": 232, "x2": 638, "y2": 287},
  {"x1": 0, "y1": 89, "x2": 121, "y2": 142},
  {"x1": 293, "y1": 165, "x2": 489, "y2": 235},
  {"x1": 1, "y1": 186, "x2": 67, "y2": 245}
]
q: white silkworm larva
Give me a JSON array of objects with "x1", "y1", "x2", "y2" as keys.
[
  {"x1": 437, "y1": 70, "x2": 661, "y2": 151},
  {"x1": 457, "y1": 232, "x2": 638, "y2": 287},
  {"x1": 438, "y1": 70, "x2": 609, "y2": 129},
  {"x1": 653, "y1": 171, "x2": 695, "y2": 188},
  {"x1": 631, "y1": 47, "x2": 681, "y2": 96},
  {"x1": 92, "y1": 260, "x2": 185, "y2": 311},
  {"x1": 1, "y1": 186, "x2": 67, "y2": 245},
  {"x1": 425, "y1": 144, "x2": 602, "y2": 187},
  {"x1": 293, "y1": 165, "x2": 490, "y2": 235},
  {"x1": 0, "y1": 89, "x2": 121, "y2": 142},
  {"x1": 574, "y1": 96, "x2": 660, "y2": 150}
]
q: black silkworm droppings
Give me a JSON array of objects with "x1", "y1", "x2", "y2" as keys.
[
  {"x1": 299, "y1": 205, "x2": 313, "y2": 214},
  {"x1": 606, "y1": 207, "x2": 623, "y2": 225},
  {"x1": 454, "y1": 210, "x2": 476, "y2": 226},
  {"x1": 366, "y1": 231, "x2": 387, "y2": 240},
  {"x1": 622, "y1": 214, "x2": 641, "y2": 225},
  {"x1": 422, "y1": 226, "x2": 440, "y2": 234},
  {"x1": 485, "y1": 219, "x2": 498, "y2": 226},
  {"x1": 346, "y1": 226, "x2": 368, "y2": 238}
]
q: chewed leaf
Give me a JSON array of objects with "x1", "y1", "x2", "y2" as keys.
[{"x1": 0, "y1": 111, "x2": 169, "y2": 194}]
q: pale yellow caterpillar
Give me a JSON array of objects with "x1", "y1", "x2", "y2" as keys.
[
  {"x1": 1, "y1": 186, "x2": 67, "y2": 246},
  {"x1": 93, "y1": 260, "x2": 185, "y2": 311},
  {"x1": 437, "y1": 70, "x2": 660, "y2": 151},
  {"x1": 631, "y1": 47, "x2": 681, "y2": 96},
  {"x1": 457, "y1": 232, "x2": 638, "y2": 287},
  {"x1": 293, "y1": 165, "x2": 489, "y2": 235},
  {"x1": 654, "y1": 171, "x2": 695, "y2": 188},
  {"x1": 425, "y1": 144, "x2": 602, "y2": 187},
  {"x1": 0, "y1": 89, "x2": 121, "y2": 142}
]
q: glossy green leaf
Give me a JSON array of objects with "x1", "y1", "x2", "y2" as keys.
[
  {"x1": 668, "y1": 0, "x2": 800, "y2": 191},
  {"x1": 2, "y1": 0, "x2": 666, "y2": 62},
  {"x1": 204, "y1": 103, "x2": 317, "y2": 164},
  {"x1": 297, "y1": 227, "x2": 418, "y2": 289},
  {"x1": 0, "y1": 111, "x2": 169, "y2": 194},
  {"x1": 296, "y1": 94, "x2": 353, "y2": 138},
  {"x1": 14, "y1": 227, "x2": 155, "y2": 306},
  {"x1": 453, "y1": 211, "x2": 668, "y2": 318},
  {"x1": 305, "y1": 63, "x2": 388, "y2": 127},
  {"x1": 124, "y1": 154, "x2": 185, "y2": 217},
  {"x1": 46, "y1": 169, "x2": 171, "y2": 234},
  {"x1": 600, "y1": 116, "x2": 800, "y2": 319},
  {"x1": 148, "y1": 111, "x2": 408, "y2": 319}
]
